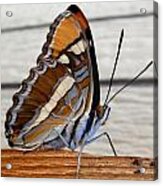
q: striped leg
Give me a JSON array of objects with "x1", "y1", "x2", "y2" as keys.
[{"x1": 86, "y1": 132, "x2": 117, "y2": 156}]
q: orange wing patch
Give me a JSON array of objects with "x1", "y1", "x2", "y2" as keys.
[{"x1": 50, "y1": 15, "x2": 81, "y2": 58}]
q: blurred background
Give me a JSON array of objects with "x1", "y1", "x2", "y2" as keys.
[{"x1": 1, "y1": 1, "x2": 156, "y2": 157}]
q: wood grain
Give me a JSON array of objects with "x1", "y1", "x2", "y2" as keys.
[{"x1": 1, "y1": 149, "x2": 157, "y2": 180}]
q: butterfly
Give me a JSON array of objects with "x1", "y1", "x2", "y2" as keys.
[{"x1": 5, "y1": 4, "x2": 153, "y2": 177}]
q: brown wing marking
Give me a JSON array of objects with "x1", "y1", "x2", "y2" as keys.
[
  {"x1": 22, "y1": 83, "x2": 84, "y2": 146},
  {"x1": 5, "y1": 62, "x2": 70, "y2": 141}
]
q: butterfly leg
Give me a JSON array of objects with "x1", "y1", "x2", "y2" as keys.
[
  {"x1": 76, "y1": 141, "x2": 85, "y2": 179},
  {"x1": 86, "y1": 132, "x2": 117, "y2": 156},
  {"x1": 42, "y1": 128, "x2": 70, "y2": 149},
  {"x1": 53, "y1": 128, "x2": 69, "y2": 147}
]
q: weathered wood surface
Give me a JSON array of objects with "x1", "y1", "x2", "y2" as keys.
[{"x1": 1, "y1": 149, "x2": 157, "y2": 180}]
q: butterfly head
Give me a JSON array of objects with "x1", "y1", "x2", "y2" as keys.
[{"x1": 96, "y1": 104, "x2": 111, "y2": 126}]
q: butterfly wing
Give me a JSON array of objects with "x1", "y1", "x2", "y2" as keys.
[{"x1": 5, "y1": 5, "x2": 100, "y2": 149}]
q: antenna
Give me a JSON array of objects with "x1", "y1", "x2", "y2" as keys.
[
  {"x1": 106, "y1": 61, "x2": 153, "y2": 104},
  {"x1": 153, "y1": 61, "x2": 158, "y2": 76},
  {"x1": 104, "y1": 29, "x2": 124, "y2": 106}
]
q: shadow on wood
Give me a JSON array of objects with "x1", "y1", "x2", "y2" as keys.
[{"x1": 1, "y1": 149, "x2": 157, "y2": 180}]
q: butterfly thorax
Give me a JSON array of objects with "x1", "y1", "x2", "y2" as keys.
[{"x1": 68, "y1": 105, "x2": 111, "y2": 149}]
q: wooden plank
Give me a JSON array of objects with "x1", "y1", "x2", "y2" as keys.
[{"x1": 1, "y1": 149, "x2": 157, "y2": 180}]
